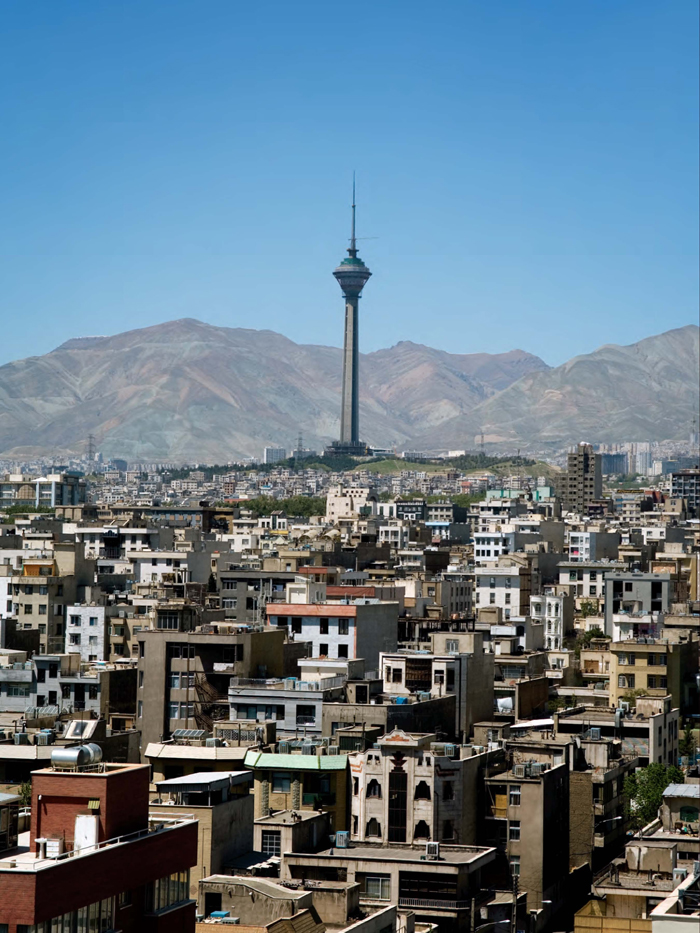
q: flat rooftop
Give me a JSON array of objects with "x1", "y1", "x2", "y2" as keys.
[{"x1": 288, "y1": 843, "x2": 495, "y2": 866}]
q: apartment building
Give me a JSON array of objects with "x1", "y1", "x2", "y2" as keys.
[
  {"x1": 243, "y1": 748, "x2": 349, "y2": 830},
  {"x1": 530, "y1": 593, "x2": 574, "y2": 651},
  {"x1": 349, "y1": 730, "x2": 493, "y2": 847},
  {"x1": 603, "y1": 572, "x2": 671, "y2": 636},
  {"x1": 610, "y1": 638, "x2": 699, "y2": 716},
  {"x1": 0, "y1": 756, "x2": 197, "y2": 932},
  {"x1": 561, "y1": 443, "x2": 602, "y2": 513},
  {"x1": 136, "y1": 627, "x2": 286, "y2": 750},
  {"x1": 475, "y1": 565, "x2": 533, "y2": 620},
  {"x1": 267, "y1": 598, "x2": 398, "y2": 668},
  {"x1": 483, "y1": 761, "x2": 570, "y2": 912},
  {"x1": 379, "y1": 639, "x2": 494, "y2": 741}
]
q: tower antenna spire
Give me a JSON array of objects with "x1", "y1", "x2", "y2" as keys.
[{"x1": 349, "y1": 172, "x2": 357, "y2": 257}]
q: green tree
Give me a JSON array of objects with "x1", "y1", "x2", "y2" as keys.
[
  {"x1": 679, "y1": 724, "x2": 697, "y2": 759},
  {"x1": 229, "y1": 495, "x2": 327, "y2": 519},
  {"x1": 574, "y1": 626, "x2": 605, "y2": 657},
  {"x1": 19, "y1": 781, "x2": 32, "y2": 807},
  {"x1": 624, "y1": 763, "x2": 684, "y2": 829},
  {"x1": 579, "y1": 600, "x2": 599, "y2": 619}
]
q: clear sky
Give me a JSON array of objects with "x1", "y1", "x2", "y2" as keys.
[{"x1": 1, "y1": 1, "x2": 697, "y2": 367}]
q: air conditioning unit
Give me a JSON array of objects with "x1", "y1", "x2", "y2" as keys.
[
  {"x1": 335, "y1": 831, "x2": 350, "y2": 848},
  {"x1": 513, "y1": 764, "x2": 527, "y2": 778},
  {"x1": 590, "y1": 727, "x2": 601, "y2": 741},
  {"x1": 471, "y1": 745, "x2": 484, "y2": 755},
  {"x1": 14, "y1": 733, "x2": 30, "y2": 746},
  {"x1": 672, "y1": 868, "x2": 687, "y2": 884},
  {"x1": 620, "y1": 701, "x2": 630, "y2": 712},
  {"x1": 34, "y1": 732, "x2": 55, "y2": 746},
  {"x1": 220, "y1": 919, "x2": 240, "y2": 925},
  {"x1": 327, "y1": 745, "x2": 339, "y2": 755},
  {"x1": 205, "y1": 737, "x2": 223, "y2": 748},
  {"x1": 426, "y1": 842, "x2": 440, "y2": 859},
  {"x1": 278, "y1": 741, "x2": 290, "y2": 754},
  {"x1": 443, "y1": 744, "x2": 456, "y2": 757}
]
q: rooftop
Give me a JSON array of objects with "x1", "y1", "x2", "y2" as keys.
[
  {"x1": 288, "y1": 842, "x2": 496, "y2": 866},
  {"x1": 155, "y1": 770, "x2": 252, "y2": 792}
]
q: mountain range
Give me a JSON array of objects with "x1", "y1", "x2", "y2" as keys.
[{"x1": 0, "y1": 319, "x2": 696, "y2": 461}]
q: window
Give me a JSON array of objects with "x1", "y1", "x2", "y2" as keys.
[
  {"x1": 69, "y1": 634, "x2": 81, "y2": 646},
  {"x1": 157, "y1": 613, "x2": 179, "y2": 630},
  {"x1": 392, "y1": 668, "x2": 402, "y2": 683},
  {"x1": 338, "y1": 618, "x2": 349, "y2": 635},
  {"x1": 509, "y1": 820, "x2": 521, "y2": 840},
  {"x1": 24, "y1": 604, "x2": 33, "y2": 614},
  {"x1": 489, "y1": 593, "x2": 496, "y2": 605},
  {"x1": 589, "y1": 586, "x2": 597, "y2": 596},
  {"x1": 118, "y1": 890, "x2": 132, "y2": 907},
  {"x1": 320, "y1": 618, "x2": 329, "y2": 634},
  {"x1": 443, "y1": 820, "x2": 455, "y2": 839},
  {"x1": 505, "y1": 593, "x2": 511, "y2": 605},
  {"x1": 414, "y1": 819, "x2": 430, "y2": 839},
  {"x1": 319, "y1": 643, "x2": 328, "y2": 657},
  {"x1": 509, "y1": 785, "x2": 521, "y2": 806},
  {"x1": 89, "y1": 684, "x2": 98, "y2": 700},
  {"x1": 261, "y1": 830, "x2": 281, "y2": 856},
  {"x1": 38, "y1": 604, "x2": 47, "y2": 615},
  {"x1": 24, "y1": 584, "x2": 34, "y2": 595},
  {"x1": 338, "y1": 644, "x2": 348, "y2": 659},
  {"x1": 169, "y1": 702, "x2": 179, "y2": 720},
  {"x1": 222, "y1": 598, "x2": 237, "y2": 609},
  {"x1": 138, "y1": 700, "x2": 143, "y2": 717},
  {"x1": 510, "y1": 855, "x2": 520, "y2": 877},
  {"x1": 446, "y1": 639, "x2": 459, "y2": 653},
  {"x1": 367, "y1": 779, "x2": 382, "y2": 798},
  {"x1": 62, "y1": 685, "x2": 71, "y2": 699},
  {"x1": 647, "y1": 676, "x2": 657, "y2": 689},
  {"x1": 272, "y1": 772, "x2": 291, "y2": 793},
  {"x1": 489, "y1": 577, "x2": 496, "y2": 588},
  {"x1": 89, "y1": 617, "x2": 98, "y2": 626},
  {"x1": 88, "y1": 636, "x2": 98, "y2": 646},
  {"x1": 353, "y1": 777, "x2": 359, "y2": 795},
  {"x1": 414, "y1": 781, "x2": 431, "y2": 800},
  {"x1": 291, "y1": 617, "x2": 302, "y2": 633},
  {"x1": 9, "y1": 685, "x2": 30, "y2": 697},
  {"x1": 443, "y1": 781, "x2": 454, "y2": 801},
  {"x1": 618, "y1": 674, "x2": 635, "y2": 689},
  {"x1": 364, "y1": 875, "x2": 390, "y2": 899},
  {"x1": 366, "y1": 818, "x2": 381, "y2": 837},
  {"x1": 146, "y1": 871, "x2": 189, "y2": 912}
]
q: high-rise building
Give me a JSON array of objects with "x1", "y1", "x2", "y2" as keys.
[
  {"x1": 561, "y1": 443, "x2": 602, "y2": 513},
  {"x1": 263, "y1": 446, "x2": 286, "y2": 464},
  {"x1": 671, "y1": 467, "x2": 700, "y2": 516},
  {"x1": 328, "y1": 180, "x2": 372, "y2": 455}
]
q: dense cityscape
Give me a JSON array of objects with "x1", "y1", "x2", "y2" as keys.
[
  {"x1": 0, "y1": 229, "x2": 698, "y2": 933},
  {"x1": 1, "y1": 5, "x2": 698, "y2": 933}
]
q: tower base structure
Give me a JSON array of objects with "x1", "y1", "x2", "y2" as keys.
[{"x1": 324, "y1": 440, "x2": 372, "y2": 458}]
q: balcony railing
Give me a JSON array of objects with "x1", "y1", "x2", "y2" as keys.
[{"x1": 398, "y1": 898, "x2": 470, "y2": 910}]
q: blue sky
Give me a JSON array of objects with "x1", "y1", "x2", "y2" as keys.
[{"x1": 1, "y1": 1, "x2": 697, "y2": 367}]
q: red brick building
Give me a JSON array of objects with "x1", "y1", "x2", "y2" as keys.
[{"x1": 0, "y1": 756, "x2": 198, "y2": 932}]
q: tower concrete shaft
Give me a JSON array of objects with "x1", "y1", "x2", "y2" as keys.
[
  {"x1": 333, "y1": 182, "x2": 371, "y2": 449},
  {"x1": 340, "y1": 294, "x2": 360, "y2": 445}
]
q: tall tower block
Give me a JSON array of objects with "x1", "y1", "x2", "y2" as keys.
[{"x1": 332, "y1": 179, "x2": 371, "y2": 450}]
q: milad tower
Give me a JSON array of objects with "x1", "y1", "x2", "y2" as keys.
[{"x1": 328, "y1": 180, "x2": 372, "y2": 456}]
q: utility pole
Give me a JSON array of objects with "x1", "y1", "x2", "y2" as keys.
[{"x1": 511, "y1": 875, "x2": 519, "y2": 933}]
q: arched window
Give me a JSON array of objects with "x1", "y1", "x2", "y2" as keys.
[
  {"x1": 414, "y1": 781, "x2": 431, "y2": 800},
  {"x1": 414, "y1": 820, "x2": 430, "y2": 839},
  {"x1": 366, "y1": 818, "x2": 381, "y2": 837},
  {"x1": 367, "y1": 779, "x2": 382, "y2": 798}
]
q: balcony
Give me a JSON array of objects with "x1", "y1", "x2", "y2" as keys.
[{"x1": 398, "y1": 898, "x2": 470, "y2": 911}]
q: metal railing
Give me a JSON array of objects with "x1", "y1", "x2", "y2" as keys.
[
  {"x1": 0, "y1": 816, "x2": 196, "y2": 872},
  {"x1": 398, "y1": 898, "x2": 470, "y2": 910}
]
